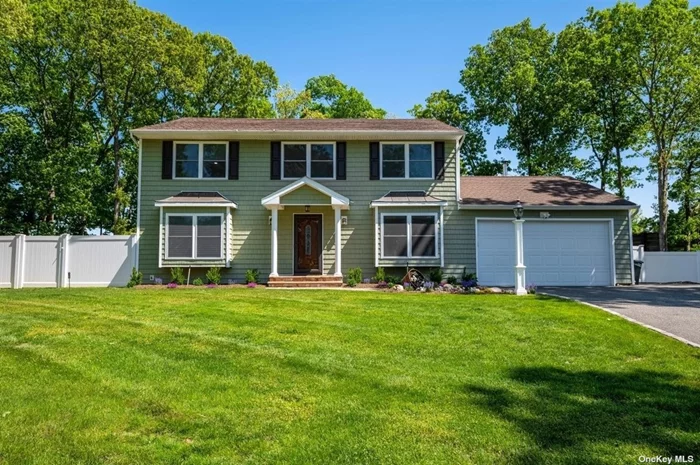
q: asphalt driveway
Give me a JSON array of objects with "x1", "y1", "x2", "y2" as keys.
[{"x1": 541, "y1": 285, "x2": 700, "y2": 347}]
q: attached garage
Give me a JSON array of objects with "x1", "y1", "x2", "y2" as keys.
[{"x1": 476, "y1": 219, "x2": 615, "y2": 287}]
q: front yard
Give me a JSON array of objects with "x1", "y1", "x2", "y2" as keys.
[{"x1": 0, "y1": 288, "x2": 698, "y2": 464}]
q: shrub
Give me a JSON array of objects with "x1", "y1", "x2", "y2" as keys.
[
  {"x1": 462, "y1": 279, "x2": 478, "y2": 288},
  {"x1": 374, "y1": 267, "x2": 386, "y2": 283},
  {"x1": 428, "y1": 268, "x2": 444, "y2": 283},
  {"x1": 461, "y1": 267, "x2": 478, "y2": 283},
  {"x1": 247, "y1": 282, "x2": 257, "y2": 288},
  {"x1": 446, "y1": 275, "x2": 458, "y2": 286},
  {"x1": 193, "y1": 278, "x2": 204, "y2": 286},
  {"x1": 527, "y1": 284, "x2": 537, "y2": 294},
  {"x1": 126, "y1": 267, "x2": 142, "y2": 288},
  {"x1": 205, "y1": 267, "x2": 221, "y2": 285},
  {"x1": 170, "y1": 267, "x2": 185, "y2": 285},
  {"x1": 348, "y1": 267, "x2": 362, "y2": 283},
  {"x1": 245, "y1": 269, "x2": 259, "y2": 284},
  {"x1": 386, "y1": 275, "x2": 400, "y2": 286},
  {"x1": 347, "y1": 278, "x2": 357, "y2": 287},
  {"x1": 167, "y1": 282, "x2": 178, "y2": 289}
]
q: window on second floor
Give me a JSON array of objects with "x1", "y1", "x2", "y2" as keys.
[
  {"x1": 174, "y1": 142, "x2": 227, "y2": 179},
  {"x1": 380, "y1": 143, "x2": 433, "y2": 180},
  {"x1": 282, "y1": 143, "x2": 335, "y2": 180}
]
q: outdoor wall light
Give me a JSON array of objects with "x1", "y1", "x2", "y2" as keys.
[
  {"x1": 341, "y1": 216, "x2": 348, "y2": 225},
  {"x1": 305, "y1": 205, "x2": 310, "y2": 213},
  {"x1": 513, "y1": 200, "x2": 524, "y2": 220}
]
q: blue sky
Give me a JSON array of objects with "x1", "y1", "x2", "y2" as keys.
[{"x1": 138, "y1": 0, "x2": 695, "y2": 216}]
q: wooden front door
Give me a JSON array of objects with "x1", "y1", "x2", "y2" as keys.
[{"x1": 294, "y1": 215, "x2": 322, "y2": 274}]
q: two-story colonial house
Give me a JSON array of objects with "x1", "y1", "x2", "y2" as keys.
[{"x1": 130, "y1": 118, "x2": 637, "y2": 287}]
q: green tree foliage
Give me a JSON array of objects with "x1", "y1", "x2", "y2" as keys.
[
  {"x1": 409, "y1": 90, "x2": 505, "y2": 175},
  {"x1": 556, "y1": 11, "x2": 644, "y2": 197},
  {"x1": 0, "y1": 0, "x2": 278, "y2": 235},
  {"x1": 615, "y1": 0, "x2": 700, "y2": 251},
  {"x1": 303, "y1": 75, "x2": 386, "y2": 119},
  {"x1": 669, "y1": 135, "x2": 700, "y2": 250},
  {"x1": 462, "y1": 20, "x2": 579, "y2": 175}
]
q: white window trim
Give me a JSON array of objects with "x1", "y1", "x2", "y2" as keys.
[
  {"x1": 379, "y1": 142, "x2": 434, "y2": 180},
  {"x1": 281, "y1": 142, "x2": 336, "y2": 180},
  {"x1": 380, "y1": 212, "x2": 439, "y2": 259},
  {"x1": 165, "y1": 213, "x2": 225, "y2": 260},
  {"x1": 173, "y1": 141, "x2": 228, "y2": 180}
]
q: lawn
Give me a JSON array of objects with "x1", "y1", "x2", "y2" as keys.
[{"x1": 0, "y1": 288, "x2": 698, "y2": 465}]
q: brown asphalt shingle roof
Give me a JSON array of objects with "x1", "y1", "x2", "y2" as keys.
[
  {"x1": 460, "y1": 176, "x2": 637, "y2": 207},
  {"x1": 156, "y1": 191, "x2": 235, "y2": 204},
  {"x1": 373, "y1": 191, "x2": 446, "y2": 203},
  {"x1": 133, "y1": 117, "x2": 463, "y2": 133}
]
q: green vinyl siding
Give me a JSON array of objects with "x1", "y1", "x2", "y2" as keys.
[
  {"x1": 460, "y1": 209, "x2": 633, "y2": 285},
  {"x1": 138, "y1": 139, "x2": 461, "y2": 283}
]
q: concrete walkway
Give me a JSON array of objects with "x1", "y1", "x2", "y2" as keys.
[{"x1": 540, "y1": 285, "x2": 700, "y2": 347}]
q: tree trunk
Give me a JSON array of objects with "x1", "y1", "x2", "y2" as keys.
[
  {"x1": 599, "y1": 158, "x2": 608, "y2": 192},
  {"x1": 112, "y1": 133, "x2": 121, "y2": 230},
  {"x1": 657, "y1": 157, "x2": 669, "y2": 252},
  {"x1": 615, "y1": 146, "x2": 624, "y2": 198}
]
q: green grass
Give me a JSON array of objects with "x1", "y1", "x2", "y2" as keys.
[{"x1": 0, "y1": 288, "x2": 698, "y2": 465}]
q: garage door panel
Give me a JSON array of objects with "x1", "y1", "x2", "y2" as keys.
[{"x1": 477, "y1": 220, "x2": 613, "y2": 287}]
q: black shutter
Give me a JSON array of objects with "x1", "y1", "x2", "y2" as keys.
[
  {"x1": 369, "y1": 142, "x2": 380, "y2": 180},
  {"x1": 228, "y1": 141, "x2": 239, "y2": 180},
  {"x1": 434, "y1": 141, "x2": 445, "y2": 180},
  {"x1": 162, "y1": 140, "x2": 173, "y2": 180},
  {"x1": 336, "y1": 142, "x2": 346, "y2": 180},
  {"x1": 270, "y1": 141, "x2": 281, "y2": 180}
]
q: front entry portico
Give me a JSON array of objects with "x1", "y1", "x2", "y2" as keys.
[{"x1": 261, "y1": 177, "x2": 350, "y2": 278}]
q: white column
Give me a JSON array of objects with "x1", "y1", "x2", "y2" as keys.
[
  {"x1": 513, "y1": 219, "x2": 527, "y2": 295},
  {"x1": 334, "y1": 207, "x2": 342, "y2": 277},
  {"x1": 270, "y1": 207, "x2": 279, "y2": 277},
  {"x1": 12, "y1": 234, "x2": 25, "y2": 289}
]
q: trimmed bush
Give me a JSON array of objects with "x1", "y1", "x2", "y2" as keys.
[
  {"x1": 348, "y1": 268, "x2": 362, "y2": 283},
  {"x1": 446, "y1": 275, "x2": 458, "y2": 286},
  {"x1": 428, "y1": 268, "x2": 444, "y2": 283},
  {"x1": 206, "y1": 267, "x2": 221, "y2": 285},
  {"x1": 374, "y1": 267, "x2": 386, "y2": 283},
  {"x1": 170, "y1": 267, "x2": 185, "y2": 285},
  {"x1": 245, "y1": 269, "x2": 259, "y2": 284},
  {"x1": 347, "y1": 278, "x2": 357, "y2": 287},
  {"x1": 126, "y1": 267, "x2": 142, "y2": 288},
  {"x1": 193, "y1": 278, "x2": 204, "y2": 286}
]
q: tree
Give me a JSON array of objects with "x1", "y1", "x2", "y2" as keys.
[
  {"x1": 557, "y1": 11, "x2": 644, "y2": 197},
  {"x1": 616, "y1": 0, "x2": 700, "y2": 250},
  {"x1": 304, "y1": 75, "x2": 386, "y2": 119},
  {"x1": 273, "y1": 84, "x2": 315, "y2": 119},
  {"x1": 669, "y1": 135, "x2": 700, "y2": 250},
  {"x1": 409, "y1": 90, "x2": 505, "y2": 175},
  {"x1": 461, "y1": 19, "x2": 578, "y2": 175}
]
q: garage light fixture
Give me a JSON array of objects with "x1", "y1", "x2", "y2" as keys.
[{"x1": 513, "y1": 200, "x2": 524, "y2": 220}]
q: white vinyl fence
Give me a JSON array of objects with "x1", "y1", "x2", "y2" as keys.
[
  {"x1": 633, "y1": 245, "x2": 700, "y2": 283},
  {"x1": 0, "y1": 234, "x2": 136, "y2": 289}
]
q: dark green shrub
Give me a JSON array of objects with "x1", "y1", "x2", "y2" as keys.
[
  {"x1": 245, "y1": 269, "x2": 259, "y2": 284},
  {"x1": 347, "y1": 278, "x2": 357, "y2": 287},
  {"x1": 428, "y1": 268, "x2": 444, "y2": 283},
  {"x1": 386, "y1": 275, "x2": 400, "y2": 286},
  {"x1": 126, "y1": 267, "x2": 142, "y2": 288},
  {"x1": 170, "y1": 267, "x2": 185, "y2": 285},
  {"x1": 348, "y1": 268, "x2": 362, "y2": 283},
  {"x1": 193, "y1": 278, "x2": 204, "y2": 286},
  {"x1": 205, "y1": 267, "x2": 221, "y2": 285},
  {"x1": 447, "y1": 275, "x2": 458, "y2": 286}
]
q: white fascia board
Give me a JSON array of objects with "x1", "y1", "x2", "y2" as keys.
[
  {"x1": 130, "y1": 129, "x2": 464, "y2": 141},
  {"x1": 369, "y1": 201, "x2": 448, "y2": 208},
  {"x1": 261, "y1": 176, "x2": 350, "y2": 209},
  {"x1": 154, "y1": 201, "x2": 238, "y2": 208},
  {"x1": 458, "y1": 203, "x2": 637, "y2": 211}
]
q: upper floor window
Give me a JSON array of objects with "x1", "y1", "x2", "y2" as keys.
[
  {"x1": 380, "y1": 143, "x2": 433, "y2": 179},
  {"x1": 282, "y1": 143, "x2": 335, "y2": 180},
  {"x1": 174, "y1": 142, "x2": 227, "y2": 179}
]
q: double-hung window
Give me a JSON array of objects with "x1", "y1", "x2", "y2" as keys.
[
  {"x1": 166, "y1": 214, "x2": 223, "y2": 259},
  {"x1": 380, "y1": 143, "x2": 433, "y2": 179},
  {"x1": 381, "y1": 214, "x2": 437, "y2": 258},
  {"x1": 282, "y1": 143, "x2": 335, "y2": 179},
  {"x1": 174, "y1": 142, "x2": 227, "y2": 179}
]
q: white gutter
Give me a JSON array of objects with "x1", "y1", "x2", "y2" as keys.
[
  {"x1": 369, "y1": 201, "x2": 448, "y2": 208},
  {"x1": 130, "y1": 129, "x2": 464, "y2": 141},
  {"x1": 458, "y1": 204, "x2": 638, "y2": 211},
  {"x1": 154, "y1": 201, "x2": 238, "y2": 208}
]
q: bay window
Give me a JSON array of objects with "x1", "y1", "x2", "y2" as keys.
[
  {"x1": 282, "y1": 143, "x2": 335, "y2": 179},
  {"x1": 166, "y1": 214, "x2": 223, "y2": 259},
  {"x1": 381, "y1": 214, "x2": 438, "y2": 258},
  {"x1": 380, "y1": 143, "x2": 433, "y2": 179}
]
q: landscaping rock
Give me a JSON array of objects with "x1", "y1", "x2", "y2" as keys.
[
  {"x1": 394, "y1": 285, "x2": 404, "y2": 292},
  {"x1": 443, "y1": 284, "x2": 454, "y2": 291},
  {"x1": 489, "y1": 287, "x2": 503, "y2": 294}
]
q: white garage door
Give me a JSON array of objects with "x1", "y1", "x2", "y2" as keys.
[{"x1": 476, "y1": 220, "x2": 613, "y2": 287}]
